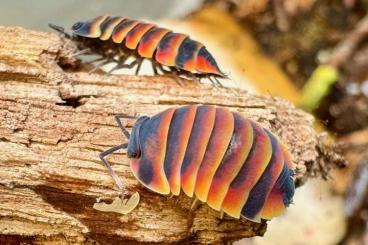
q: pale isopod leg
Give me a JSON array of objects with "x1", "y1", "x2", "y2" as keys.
[
  {"x1": 85, "y1": 56, "x2": 105, "y2": 64},
  {"x1": 70, "y1": 48, "x2": 91, "y2": 57},
  {"x1": 88, "y1": 59, "x2": 112, "y2": 74}
]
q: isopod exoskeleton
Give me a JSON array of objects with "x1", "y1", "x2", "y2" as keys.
[
  {"x1": 49, "y1": 16, "x2": 226, "y2": 85},
  {"x1": 99, "y1": 105, "x2": 295, "y2": 222}
]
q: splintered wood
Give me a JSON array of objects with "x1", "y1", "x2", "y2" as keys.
[{"x1": 0, "y1": 26, "x2": 342, "y2": 244}]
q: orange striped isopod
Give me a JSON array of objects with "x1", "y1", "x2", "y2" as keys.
[
  {"x1": 99, "y1": 105, "x2": 295, "y2": 222},
  {"x1": 49, "y1": 16, "x2": 226, "y2": 85}
]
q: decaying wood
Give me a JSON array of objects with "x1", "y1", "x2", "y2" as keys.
[{"x1": 0, "y1": 26, "x2": 344, "y2": 244}]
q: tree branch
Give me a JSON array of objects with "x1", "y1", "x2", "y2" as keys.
[{"x1": 0, "y1": 26, "x2": 343, "y2": 244}]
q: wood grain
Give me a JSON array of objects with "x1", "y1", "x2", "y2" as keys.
[{"x1": 0, "y1": 26, "x2": 343, "y2": 244}]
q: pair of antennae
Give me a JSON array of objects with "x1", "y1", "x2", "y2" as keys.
[
  {"x1": 99, "y1": 114, "x2": 136, "y2": 197},
  {"x1": 96, "y1": 114, "x2": 140, "y2": 215}
]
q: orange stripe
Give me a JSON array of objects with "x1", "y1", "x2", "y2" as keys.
[
  {"x1": 112, "y1": 19, "x2": 140, "y2": 43},
  {"x1": 281, "y1": 144, "x2": 295, "y2": 169},
  {"x1": 155, "y1": 33, "x2": 187, "y2": 67},
  {"x1": 195, "y1": 47, "x2": 223, "y2": 76},
  {"x1": 163, "y1": 105, "x2": 197, "y2": 195},
  {"x1": 194, "y1": 107, "x2": 234, "y2": 202},
  {"x1": 125, "y1": 23, "x2": 156, "y2": 50},
  {"x1": 138, "y1": 28, "x2": 171, "y2": 58},
  {"x1": 259, "y1": 187, "x2": 285, "y2": 219},
  {"x1": 206, "y1": 113, "x2": 253, "y2": 211},
  {"x1": 221, "y1": 122, "x2": 272, "y2": 218},
  {"x1": 196, "y1": 55, "x2": 221, "y2": 75},
  {"x1": 240, "y1": 130, "x2": 285, "y2": 222},
  {"x1": 74, "y1": 15, "x2": 109, "y2": 38},
  {"x1": 181, "y1": 41, "x2": 203, "y2": 72},
  {"x1": 181, "y1": 105, "x2": 216, "y2": 197},
  {"x1": 100, "y1": 17, "x2": 126, "y2": 40}
]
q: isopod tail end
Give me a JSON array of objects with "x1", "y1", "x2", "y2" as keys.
[
  {"x1": 259, "y1": 187, "x2": 286, "y2": 220},
  {"x1": 195, "y1": 47, "x2": 224, "y2": 77},
  {"x1": 259, "y1": 168, "x2": 295, "y2": 220}
]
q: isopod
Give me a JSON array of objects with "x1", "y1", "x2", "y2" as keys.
[
  {"x1": 49, "y1": 16, "x2": 225, "y2": 85},
  {"x1": 99, "y1": 105, "x2": 295, "y2": 222}
]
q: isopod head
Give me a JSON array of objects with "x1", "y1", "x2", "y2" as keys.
[
  {"x1": 127, "y1": 116, "x2": 149, "y2": 158},
  {"x1": 71, "y1": 22, "x2": 83, "y2": 31},
  {"x1": 71, "y1": 16, "x2": 109, "y2": 38}
]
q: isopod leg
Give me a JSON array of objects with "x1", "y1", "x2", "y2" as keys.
[
  {"x1": 85, "y1": 56, "x2": 105, "y2": 64},
  {"x1": 120, "y1": 59, "x2": 138, "y2": 69},
  {"x1": 135, "y1": 59, "x2": 143, "y2": 75},
  {"x1": 70, "y1": 48, "x2": 91, "y2": 57},
  {"x1": 208, "y1": 77, "x2": 218, "y2": 87},
  {"x1": 187, "y1": 72, "x2": 201, "y2": 85},
  {"x1": 152, "y1": 62, "x2": 174, "y2": 77},
  {"x1": 88, "y1": 59, "x2": 111, "y2": 74},
  {"x1": 169, "y1": 67, "x2": 184, "y2": 86},
  {"x1": 106, "y1": 55, "x2": 129, "y2": 75},
  {"x1": 156, "y1": 63, "x2": 171, "y2": 75},
  {"x1": 213, "y1": 76, "x2": 224, "y2": 88},
  {"x1": 99, "y1": 143, "x2": 129, "y2": 197},
  {"x1": 152, "y1": 62, "x2": 159, "y2": 75},
  {"x1": 107, "y1": 64, "x2": 121, "y2": 75}
]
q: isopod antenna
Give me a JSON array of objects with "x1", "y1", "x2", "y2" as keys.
[
  {"x1": 99, "y1": 143, "x2": 128, "y2": 196},
  {"x1": 48, "y1": 23, "x2": 71, "y2": 39},
  {"x1": 99, "y1": 114, "x2": 136, "y2": 197}
]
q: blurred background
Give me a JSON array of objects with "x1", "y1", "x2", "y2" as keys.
[{"x1": 2, "y1": 0, "x2": 368, "y2": 244}]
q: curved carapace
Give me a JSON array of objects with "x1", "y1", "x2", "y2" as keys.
[
  {"x1": 70, "y1": 15, "x2": 224, "y2": 77},
  {"x1": 128, "y1": 105, "x2": 295, "y2": 222}
]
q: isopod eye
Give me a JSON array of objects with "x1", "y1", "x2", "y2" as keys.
[
  {"x1": 127, "y1": 151, "x2": 140, "y2": 158},
  {"x1": 71, "y1": 22, "x2": 84, "y2": 31},
  {"x1": 127, "y1": 116, "x2": 149, "y2": 159}
]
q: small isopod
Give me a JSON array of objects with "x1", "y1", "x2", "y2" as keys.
[
  {"x1": 49, "y1": 16, "x2": 226, "y2": 85},
  {"x1": 98, "y1": 105, "x2": 295, "y2": 222}
]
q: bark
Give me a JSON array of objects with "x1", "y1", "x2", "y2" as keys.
[{"x1": 0, "y1": 26, "x2": 344, "y2": 244}]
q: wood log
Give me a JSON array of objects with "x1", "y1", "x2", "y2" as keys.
[{"x1": 0, "y1": 26, "x2": 344, "y2": 244}]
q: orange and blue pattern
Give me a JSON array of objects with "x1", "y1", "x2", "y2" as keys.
[
  {"x1": 71, "y1": 15, "x2": 224, "y2": 77},
  {"x1": 128, "y1": 105, "x2": 295, "y2": 222}
]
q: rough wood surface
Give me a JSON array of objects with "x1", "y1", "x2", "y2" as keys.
[{"x1": 0, "y1": 26, "x2": 343, "y2": 244}]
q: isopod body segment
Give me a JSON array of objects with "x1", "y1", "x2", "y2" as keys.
[
  {"x1": 125, "y1": 105, "x2": 295, "y2": 222},
  {"x1": 69, "y1": 16, "x2": 225, "y2": 77}
]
